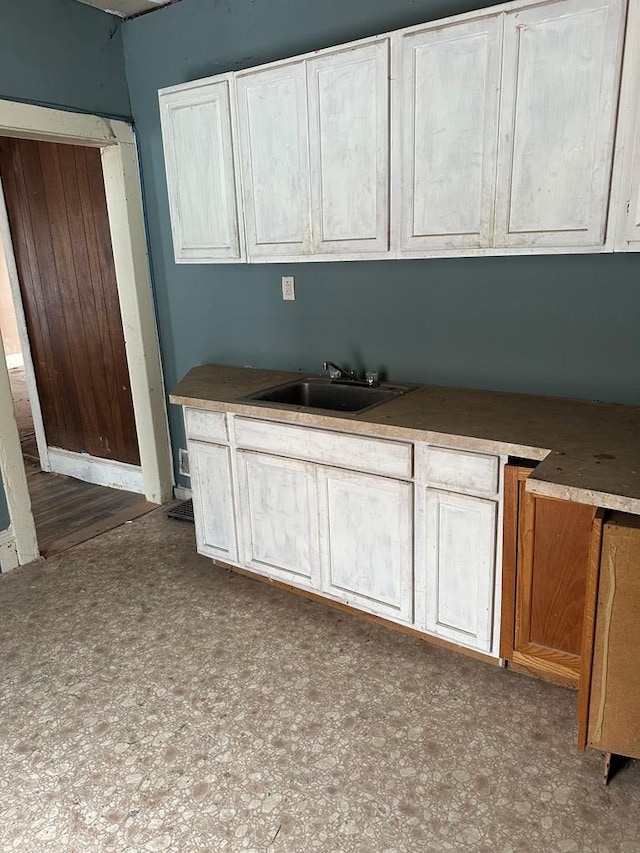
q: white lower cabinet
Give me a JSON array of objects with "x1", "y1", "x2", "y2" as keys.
[
  {"x1": 185, "y1": 408, "x2": 503, "y2": 658},
  {"x1": 236, "y1": 450, "x2": 320, "y2": 587},
  {"x1": 317, "y1": 466, "x2": 413, "y2": 623},
  {"x1": 421, "y1": 488, "x2": 497, "y2": 652},
  {"x1": 189, "y1": 440, "x2": 238, "y2": 562}
]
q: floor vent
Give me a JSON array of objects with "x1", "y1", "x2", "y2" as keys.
[{"x1": 167, "y1": 498, "x2": 194, "y2": 523}]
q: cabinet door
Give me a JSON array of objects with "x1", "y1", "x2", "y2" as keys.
[
  {"x1": 318, "y1": 467, "x2": 413, "y2": 623},
  {"x1": 236, "y1": 451, "x2": 320, "y2": 586},
  {"x1": 396, "y1": 16, "x2": 502, "y2": 252},
  {"x1": 159, "y1": 78, "x2": 243, "y2": 262},
  {"x1": 423, "y1": 489, "x2": 497, "y2": 652},
  {"x1": 236, "y1": 61, "x2": 311, "y2": 259},
  {"x1": 189, "y1": 441, "x2": 238, "y2": 563},
  {"x1": 494, "y1": 0, "x2": 625, "y2": 248},
  {"x1": 307, "y1": 40, "x2": 389, "y2": 254},
  {"x1": 620, "y1": 94, "x2": 640, "y2": 250},
  {"x1": 612, "y1": 0, "x2": 640, "y2": 250},
  {"x1": 502, "y1": 466, "x2": 601, "y2": 688}
]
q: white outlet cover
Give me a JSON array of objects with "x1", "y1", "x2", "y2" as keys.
[{"x1": 282, "y1": 276, "x2": 295, "y2": 300}]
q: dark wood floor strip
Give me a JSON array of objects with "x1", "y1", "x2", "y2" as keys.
[{"x1": 24, "y1": 461, "x2": 155, "y2": 557}]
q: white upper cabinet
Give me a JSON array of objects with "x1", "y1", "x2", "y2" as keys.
[
  {"x1": 307, "y1": 41, "x2": 389, "y2": 254},
  {"x1": 612, "y1": 0, "x2": 640, "y2": 250},
  {"x1": 494, "y1": 0, "x2": 626, "y2": 249},
  {"x1": 159, "y1": 77, "x2": 244, "y2": 262},
  {"x1": 236, "y1": 61, "x2": 312, "y2": 258},
  {"x1": 159, "y1": 0, "x2": 634, "y2": 263},
  {"x1": 236, "y1": 38, "x2": 390, "y2": 260},
  {"x1": 395, "y1": 15, "x2": 503, "y2": 252}
]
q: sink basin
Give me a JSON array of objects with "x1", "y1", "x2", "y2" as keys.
[{"x1": 244, "y1": 378, "x2": 413, "y2": 413}]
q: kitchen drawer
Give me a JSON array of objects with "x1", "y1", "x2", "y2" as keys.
[
  {"x1": 422, "y1": 446, "x2": 499, "y2": 495},
  {"x1": 184, "y1": 407, "x2": 228, "y2": 444},
  {"x1": 234, "y1": 418, "x2": 412, "y2": 479}
]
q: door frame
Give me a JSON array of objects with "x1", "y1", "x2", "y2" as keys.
[{"x1": 0, "y1": 99, "x2": 174, "y2": 569}]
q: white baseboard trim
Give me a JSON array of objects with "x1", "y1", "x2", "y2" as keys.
[
  {"x1": 48, "y1": 448, "x2": 144, "y2": 493},
  {"x1": 5, "y1": 352, "x2": 24, "y2": 370},
  {"x1": 0, "y1": 528, "x2": 19, "y2": 572},
  {"x1": 174, "y1": 486, "x2": 193, "y2": 501}
]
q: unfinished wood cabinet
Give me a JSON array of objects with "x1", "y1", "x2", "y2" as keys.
[
  {"x1": 501, "y1": 465, "x2": 603, "y2": 688},
  {"x1": 579, "y1": 513, "x2": 640, "y2": 759}
]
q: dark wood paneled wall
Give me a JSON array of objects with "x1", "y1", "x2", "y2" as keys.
[{"x1": 0, "y1": 137, "x2": 139, "y2": 465}]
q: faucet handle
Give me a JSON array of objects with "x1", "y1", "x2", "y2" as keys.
[{"x1": 365, "y1": 370, "x2": 379, "y2": 386}]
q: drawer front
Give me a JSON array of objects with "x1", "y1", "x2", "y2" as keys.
[
  {"x1": 184, "y1": 407, "x2": 228, "y2": 443},
  {"x1": 234, "y1": 418, "x2": 412, "y2": 479},
  {"x1": 425, "y1": 446, "x2": 499, "y2": 494}
]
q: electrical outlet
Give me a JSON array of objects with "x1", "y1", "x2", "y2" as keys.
[
  {"x1": 178, "y1": 448, "x2": 190, "y2": 477},
  {"x1": 282, "y1": 276, "x2": 295, "y2": 301}
]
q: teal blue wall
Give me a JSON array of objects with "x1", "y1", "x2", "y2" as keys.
[
  {"x1": 123, "y1": 0, "x2": 640, "y2": 487},
  {"x1": 0, "y1": 0, "x2": 130, "y2": 118},
  {"x1": 0, "y1": 0, "x2": 130, "y2": 534}
]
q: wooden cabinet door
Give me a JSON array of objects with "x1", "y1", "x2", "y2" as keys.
[
  {"x1": 189, "y1": 441, "x2": 238, "y2": 563},
  {"x1": 236, "y1": 61, "x2": 311, "y2": 259},
  {"x1": 494, "y1": 0, "x2": 625, "y2": 249},
  {"x1": 502, "y1": 466, "x2": 602, "y2": 688},
  {"x1": 318, "y1": 466, "x2": 413, "y2": 623},
  {"x1": 236, "y1": 450, "x2": 320, "y2": 587},
  {"x1": 422, "y1": 488, "x2": 497, "y2": 652},
  {"x1": 396, "y1": 15, "x2": 502, "y2": 252},
  {"x1": 307, "y1": 39, "x2": 389, "y2": 255},
  {"x1": 159, "y1": 78, "x2": 243, "y2": 262}
]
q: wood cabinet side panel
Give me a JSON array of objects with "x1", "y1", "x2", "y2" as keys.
[
  {"x1": 587, "y1": 517, "x2": 640, "y2": 758},
  {"x1": 577, "y1": 508, "x2": 605, "y2": 751}
]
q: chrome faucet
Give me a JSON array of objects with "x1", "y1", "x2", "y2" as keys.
[
  {"x1": 323, "y1": 361, "x2": 380, "y2": 387},
  {"x1": 323, "y1": 361, "x2": 355, "y2": 381}
]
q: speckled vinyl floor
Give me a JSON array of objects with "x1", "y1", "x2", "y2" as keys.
[{"x1": 1, "y1": 508, "x2": 640, "y2": 853}]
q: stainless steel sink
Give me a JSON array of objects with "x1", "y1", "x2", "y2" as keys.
[{"x1": 244, "y1": 378, "x2": 414, "y2": 413}]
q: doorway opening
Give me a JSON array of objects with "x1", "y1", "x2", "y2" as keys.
[
  {"x1": 0, "y1": 187, "x2": 154, "y2": 559},
  {"x1": 0, "y1": 100, "x2": 174, "y2": 570}
]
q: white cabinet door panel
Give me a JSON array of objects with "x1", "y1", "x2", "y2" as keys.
[
  {"x1": 495, "y1": 0, "x2": 625, "y2": 248},
  {"x1": 307, "y1": 40, "x2": 389, "y2": 253},
  {"x1": 159, "y1": 79, "x2": 243, "y2": 262},
  {"x1": 318, "y1": 467, "x2": 413, "y2": 623},
  {"x1": 624, "y1": 110, "x2": 640, "y2": 248},
  {"x1": 236, "y1": 61, "x2": 311, "y2": 258},
  {"x1": 612, "y1": 0, "x2": 640, "y2": 251},
  {"x1": 237, "y1": 451, "x2": 319, "y2": 586},
  {"x1": 423, "y1": 489, "x2": 496, "y2": 652},
  {"x1": 397, "y1": 16, "x2": 502, "y2": 251},
  {"x1": 189, "y1": 441, "x2": 238, "y2": 562}
]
